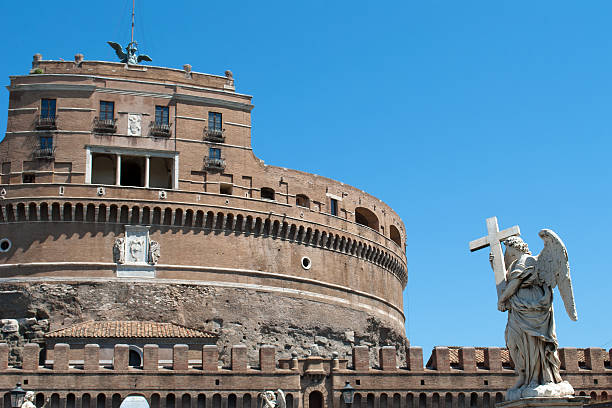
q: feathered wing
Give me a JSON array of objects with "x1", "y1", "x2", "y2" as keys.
[
  {"x1": 276, "y1": 390, "x2": 286, "y2": 408},
  {"x1": 107, "y1": 41, "x2": 126, "y2": 61},
  {"x1": 536, "y1": 229, "x2": 577, "y2": 321},
  {"x1": 138, "y1": 54, "x2": 153, "y2": 63}
]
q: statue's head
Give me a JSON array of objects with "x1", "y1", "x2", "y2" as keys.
[
  {"x1": 25, "y1": 392, "x2": 35, "y2": 402},
  {"x1": 503, "y1": 236, "x2": 531, "y2": 266}
]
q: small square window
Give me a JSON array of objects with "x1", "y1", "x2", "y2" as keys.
[
  {"x1": 209, "y1": 148, "x2": 221, "y2": 159},
  {"x1": 209, "y1": 112, "x2": 222, "y2": 130},
  {"x1": 484, "y1": 380, "x2": 489, "y2": 386},
  {"x1": 420, "y1": 380, "x2": 425, "y2": 386},
  {"x1": 356, "y1": 380, "x2": 361, "y2": 385},
  {"x1": 155, "y1": 106, "x2": 169, "y2": 125},
  {"x1": 220, "y1": 183, "x2": 232, "y2": 195},
  {"x1": 23, "y1": 173, "x2": 35, "y2": 183},
  {"x1": 100, "y1": 101, "x2": 114, "y2": 121},
  {"x1": 330, "y1": 198, "x2": 338, "y2": 216},
  {"x1": 41, "y1": 99, "x2": 56, "y2": 119}
]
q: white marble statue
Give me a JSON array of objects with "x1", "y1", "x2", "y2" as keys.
[
  {"x1": 21, "y1": 392, "x2": 36, "y2": 408},
  {"x1": 470, "y1": 218, "x2": 578, "y2": 401},
  {"x1": 260, "y1": 390, "x2": 285, "y2": 408}
]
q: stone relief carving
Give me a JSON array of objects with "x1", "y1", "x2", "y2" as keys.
[
  {"x1": 127, "y1": 113, "x2": 142, "y2": 136},
  {"x1": 113, "y1": 226, "x2": 160, "y2": 266},
  {"x1": 471, "y1": 218, "x2": 577, "y2": 401},
  {"x1": 149, "y1": 240, "x2": 160, "y2": 264},
  {"x1": 113, "y1": 238, "x2": 125, "y2": 264}
]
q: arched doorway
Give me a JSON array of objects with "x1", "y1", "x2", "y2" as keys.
[
  {"x1": 129, "y1": 347, "x2": 142, "y2": 368},
  {"x1": 309, "y1": 391, "x2": 323, "y2": 408}
]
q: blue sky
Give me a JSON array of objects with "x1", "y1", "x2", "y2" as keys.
[{"x1": 1, "y1": 1, "x2": 611, "y2": 356}]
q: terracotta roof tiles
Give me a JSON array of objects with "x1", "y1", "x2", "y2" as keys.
[{"x1": 44, "y1": 321, "x2": 215, "y2": 339}]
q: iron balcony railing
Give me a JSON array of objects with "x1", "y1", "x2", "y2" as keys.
[
  {"x1": 93, "y1": 117, "x2": 117, "y2": 133},
  {"x1": 35, "y1": 115, "x2": 57, "y2": 130},
  {"x1": 204, "y1": 156, "x2": 226, "y2": 170},
  {"x1": 204, "y1": 127, "x2": 225, "y2": 142},
  {"x1": 150, "y1": 122, "x2": 172, "y2": 137},
  {"x1": 33, "y1": 146, "x2": 56, "y2": 159}
]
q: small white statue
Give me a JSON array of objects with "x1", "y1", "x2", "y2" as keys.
[
  {"x1": 149, "y1": 240, "x2": 161, "y2": 264},
  {"x1": 21, "y1": 392, "x2": 36, "y2": 408},
  {"x1": 113, "y1": 238, "x2": 125, "y2": 264},
  {"x1": 260, "y1": 390, "x2": 285, "y2": 408}
]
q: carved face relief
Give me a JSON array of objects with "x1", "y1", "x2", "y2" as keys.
[
  {"x1": 129, "y1": 238, "x2": 145, "y2": 262},
  {"x1": 127, "y1": 114, "x2": 142, "y2": 136}
]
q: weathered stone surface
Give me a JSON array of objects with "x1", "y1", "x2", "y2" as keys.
[{"x1": 0, "y1": 281, "x2": 407, "y2": 366}]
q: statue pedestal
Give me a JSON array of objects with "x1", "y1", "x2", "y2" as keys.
[{"x1": 496, "y1": 397, "x2": 590, "y2": 408}]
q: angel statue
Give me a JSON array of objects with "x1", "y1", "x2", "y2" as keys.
[
  {"x1": 107, "y1": 41, "x2": 152, "y2": 65},
  {"x1": 21, "y1": 392, "x2": 36, "y2": 408},
  {"x1": 490, "y1": 230, "x2": 577, "y2": 400},
  {"x1": 260, "y1": 390, "x2": 286, "y2": 408}
]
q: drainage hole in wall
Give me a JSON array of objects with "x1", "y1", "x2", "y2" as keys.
[
  {"x1": 0, "y1": 239, "x2": 11, "y2": 252},
  {"x1": 301, "y1": 256, "x2": 312, "y2": 270}
]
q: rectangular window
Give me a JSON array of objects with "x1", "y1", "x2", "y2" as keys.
[
  {"x1": 41, "y1": 99, "x2": 56, "y2": 119},
  {"x1": 209, "y1": 147, "x2": 221, "y2": 159},
  {"x1": 330, "y1": 198, "x2": 338, "y2": 216},
  {"x1": 23, "y1": 173, "x2": 35, "y2": 183},
  {"x1": 40, "y1": 136, "x2": 53, "y2": 149},
  {"x1": 155, "y1": 106, "x2": 169, "y2": 125},
  {"x1": 208, "y1": 112, "x2": 222, "y2": 130},
  {"x1": 100, "y1": 101, "x2": 114, "y2": 121}
]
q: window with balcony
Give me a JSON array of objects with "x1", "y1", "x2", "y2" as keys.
[
  {"x1": 152, "y1": 106, "x2": 171, "y2": 137},
  {"x1": 94, "y1": 101, "x2": 117, "y2": 133},
  {"x1": 36, "y1": 99, "x2": 57, "y2": 129},
  {"x1": 205, "y1": 112, "x2": 225, "y2": 142},
  {"x1": 34, "y1": 136, "x2": 55, "y2": 159},
  {"x1": 204, "y1": 147, "x2": 225, "y2": 171}
]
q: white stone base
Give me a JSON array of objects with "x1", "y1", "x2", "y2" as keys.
[
  {"x1": 506, "y1": 382, "x2": 575, "y2": 401},
  {"x1": 116, "y1": 264, "x2": 155, "y2": 278},
  {"x1": 497, "y1": 396, "x2": 590, "y2": 408}
]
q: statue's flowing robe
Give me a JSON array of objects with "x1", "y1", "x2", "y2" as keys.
[{"x1": 505, "y1": 254, "x2": 562, "y2": 385}]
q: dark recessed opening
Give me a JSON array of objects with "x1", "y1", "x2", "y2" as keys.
[
  {"x1": 594, "y1": 379, "x2": 598, "y2": 385},
  {"x1": 302, "y1": 257, "x2": 311, "y2": 269},
  {"x1": 215, "y1": 379, "x2": 220, "y2": 385},
  {"x1": 356, "y1": 380, "x2": 361, "y2": 385},
  {"x1": 0, "y1": 240, "x2": 10, "y2": 251},
  {"x1": 484, "y1": 380, "x2": 488, "y2": 386},
  {"x1": 23, "y1": 379, "x2": 28, "y2": 385},
  {"x1": 421, "y1": 380, "x2": 425, "y2": 385}
]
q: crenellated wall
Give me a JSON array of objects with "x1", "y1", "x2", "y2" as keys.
[{"x1": 0, "y1": 343, "x2": 610, "y2": 408}]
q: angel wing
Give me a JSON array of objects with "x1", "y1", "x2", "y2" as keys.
[
  {"x1": 275, "y1": 390, "x2": 286, "y2": 408},
  {"x1": 536, "y1": 229, "x2": 577, "y2": 321},
  {"x1": 137, "y1": 54, "x2": 153, "y2": 63},
  {"x1": 107, "y1": 41, "x2": 126, "y2": 61}
]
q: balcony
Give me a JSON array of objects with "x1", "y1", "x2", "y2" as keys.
[
  {"x1": 151, "y1": 122, "x2": 172, "y2": 137},
  {"x1": 204, "y1": 156, "x2": 226, "y2": 171},
  {"x1": 35, "y1": 115, "x2": 57, "y2": 130},
  {"x1": 204, "y1": 127, "x2": 225, "y2": 143},
  {"x1": 33, "y1": 146, "x2": 56, "y2": 159},
  {"x1": 93, "y1": 117, "x2": 117, "y2": 133}
]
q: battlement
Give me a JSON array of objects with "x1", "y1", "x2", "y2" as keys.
[
  {"x1": 20, "y1": 54, "x2": 238, "y2": 93},
  {"x1": 1, "y1": 343, "x2": 610, "y2": 374}
]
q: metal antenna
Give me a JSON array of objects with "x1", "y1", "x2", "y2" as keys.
[{"x1": 130, "y1": 0, "x2": 135, "y2": 45}]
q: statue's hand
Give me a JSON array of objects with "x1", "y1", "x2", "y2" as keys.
[
  {"x1": 489, "y1": 252, "x2": 495, "y2": 270},
  {"x1": 497, "y1": 300, "x2": 508, "y2": 312}
]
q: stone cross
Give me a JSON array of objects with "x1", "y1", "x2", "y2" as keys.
[{"x1": 469, "y1": 216, "x2": 520, "y2": 298}]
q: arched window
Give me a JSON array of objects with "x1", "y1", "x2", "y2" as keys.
[
  {"x1": 228, "y1": 394, "x2": 236, "y2": 408},
  {"x1": 151, "y1": 394, "x2": 161, "y2": 408},
  {"x1": 296, "y1": 194, "x2": 310, "y2": 208},
  {"x1": 182, "y1": 394, "x2": 191, "y2": 408},
  {"x1": 353, "y1": 394, "x2": 362, "y2": 408},
  {"x1": 393, "y1": 394, "x2": 401, "y2": 408},
  {"x1": 367, "y1": 394, "x2": 375, "y2": 408},
  {"x1": 50, "y1": 394, "x2": 60, "y2": 408},
  {"x1": 261, "y1": 187, "x2": 275, "y2": 201},
  {"x1": 129, "y1": 347, "x2": 142, "y2": 367},
  {"x1": 36, "y1": 394, "x2": 46, "y2": 408},
  {"x1": 418, "y1": 394, "x2": 426, "y2": 408},
  {"x1": 197, "y1": 395, "x2": 205, "y2": 408},
  {"x1": 406, "y1": 394, "x2": 413, "y2": 408},
  {"x1": 285, "y1": 395, "x2": 293, "y2": 408},
  {"x1": 97, "y1": 394, "x2": 106, "y2": 408},
  {"x1": 380, "y1": 394, "x2": 388, "y2": 408},
  {"x1": 457, "y1": 394, "x2": 465, "y2": 408},
  {"x1": 469, "y1": 393, "x2": 478, "y2": 408},
  {"x1": 309, "y1": 392, "x2": 323, "y2": 408},
  {"x1": 390, "y1": 225, "x2": 402, "y2": 247},
  {"x1": 483, "y1": 393, "x2": 490, "y2": 408},
  {"x1": 445, "y1": 394, "x2": 452, "y2": 408},
  {"x1": 166, "y1": 394, "x2": 176, "y2": 408},
  {"x1": 212, "y1": 394, "x2": 221, "y2": 408},
  {"x1": 355, "y1": 207, "x2": 379, "y2": 231},
  {"x1": 67, "y1": 394, "x2": 76, "y2": 408},
  {"x1": 112, "y1": 394, "x2": 122, "y2": 408},
  {"x1": 494, "y1": 393, "x2": 503, "y2": 404},
  {"x1": 432, "y1": 393, "x2": 439, "y2": 408}
]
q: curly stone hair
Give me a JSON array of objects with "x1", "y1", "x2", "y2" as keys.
[{"x1": 503, "y1": 236, "x2": 532, "y2": 255}]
